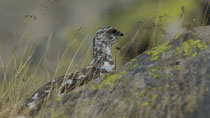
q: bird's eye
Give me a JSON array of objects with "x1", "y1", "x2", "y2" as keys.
[
  {"x1": 111, "y1": 29, "x2": 116, "y2": 34},
  {"x1": 108, "y1": 28, "x2": 117, "y2": 34}
]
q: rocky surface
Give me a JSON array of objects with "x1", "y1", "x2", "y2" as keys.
[{"x1": 38, "y1": 26, "x2": 210, "y2": 118}]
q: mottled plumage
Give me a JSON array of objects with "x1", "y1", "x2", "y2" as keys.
[{"x1": 20, "y1": 26, "x2": 123, "y2": 116}]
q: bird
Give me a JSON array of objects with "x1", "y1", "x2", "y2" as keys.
[{"x1": 19, "y1": 26, "x2": 124, "y2": 116}]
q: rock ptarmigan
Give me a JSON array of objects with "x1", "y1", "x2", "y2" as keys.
[{"x1": 19, "y1": 26, "x2": 124, "y2": 116}]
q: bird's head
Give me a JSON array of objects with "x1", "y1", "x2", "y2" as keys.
[{"x1": 95, "y1": 26, "x2": 124, "y2": 45}]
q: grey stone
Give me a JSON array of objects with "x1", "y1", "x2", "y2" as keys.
[{"x1": 39, "y1": 26, "x2": 210, "y2": 118}]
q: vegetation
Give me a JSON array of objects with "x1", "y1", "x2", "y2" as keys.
[{"x1": 0, "y1": 0, "x2": 208, "y2": 117}]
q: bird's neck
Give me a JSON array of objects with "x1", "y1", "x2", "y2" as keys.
[{"x1": 89, "y1": 41, "x2": 114, "y2": 73}]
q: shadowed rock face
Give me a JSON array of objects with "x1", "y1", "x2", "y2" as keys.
[{"x1": 36, "y1": 26, "x2": 210, "y2": 118}]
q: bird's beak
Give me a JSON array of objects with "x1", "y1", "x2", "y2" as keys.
[{"x1": 118, "y1": 32, "x2": 124, "y2": 36}]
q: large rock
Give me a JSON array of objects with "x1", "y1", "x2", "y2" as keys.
[{"x1": 39, "y1": 26, "x2": 210, "y2": 118}]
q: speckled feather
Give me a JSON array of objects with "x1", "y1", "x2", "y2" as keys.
[{"x1": 19, "y1": 26, "x2": 123, "y2": 116}]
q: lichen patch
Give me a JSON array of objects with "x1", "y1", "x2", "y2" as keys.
[
  {"x1": 91, "y1": 71, "x2": 128, "y2": 89},
  {"x1": 145, "y1": 41, "x2": 172, "y2": 61},
  {"x1": 176, "y1": 39, "x2": 208, "y2": 58}
]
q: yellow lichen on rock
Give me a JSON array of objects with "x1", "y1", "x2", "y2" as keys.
[
  {"x1": 139, "y1": 88, "x2": 159, "y2": 107},
  {"x1": 130, "y1": 58, "x2": 136, "y2": 62},
  {"x1": 150, "y1": 66, "x2": 163, "y2": 79},
  {"x1": 141, "y1": 101, "x2": 149, "y2": 107},
  {"x1": 151, "y1": 94, "x2": 158, "y2": 102},
  {"x1": 130, "y1": 63, "x2": 138, "y2": 70},
  {"x1": 146, "y1": 41, "x2": 172, "y2": 61},
  {"x1": 91, "y1": 71, "x2": 128, "y2": 89},
  {"x1": 174, "y1": 32, "x2": 183, "y2": 40},
  {"x1": 139, "y1": 89, "x2": 150, "y2": 97},
  {"x1": 176, "y1": 39, "x2": 208, "y2": 58}
]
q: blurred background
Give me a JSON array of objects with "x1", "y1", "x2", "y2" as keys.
[{"x1": 0, "y1": 0, "x2": 207, "y2": 81}]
